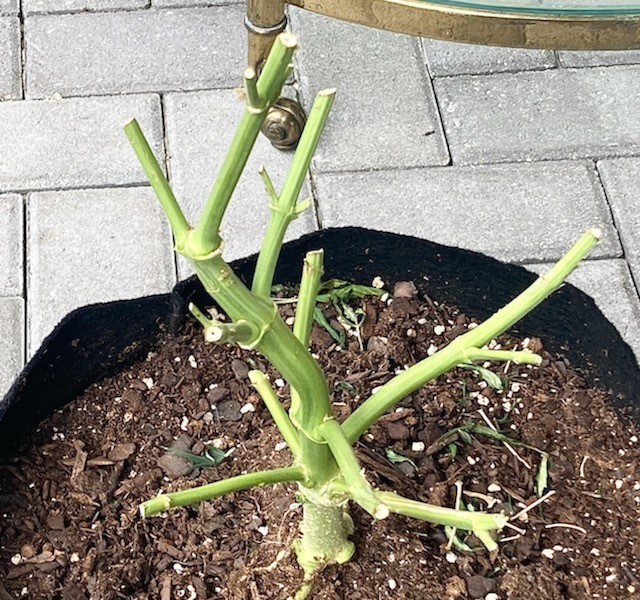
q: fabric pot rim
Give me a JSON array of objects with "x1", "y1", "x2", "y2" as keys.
[{"x1": 1, "y1": 226, "x2": 637, "y2": 458}]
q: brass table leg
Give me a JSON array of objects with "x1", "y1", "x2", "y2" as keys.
[
  {"x1": 246, "y1": 0, "x2": 307, "y2": 150},
  {"x1": 246, "y1": 0, "x2": 287, "y2": 71}
]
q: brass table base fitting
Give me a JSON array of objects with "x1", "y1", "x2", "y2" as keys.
[
  {"x1": 261, "y1": 97, "x2": 308, "y2": 151},
  {"x1": 246, "y1": 0, "x2": 640, "y2": 148}
]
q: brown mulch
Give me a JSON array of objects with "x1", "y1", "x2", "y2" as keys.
[{"x1": 1, "y1": 282, "x2": 639, "y2": 600}]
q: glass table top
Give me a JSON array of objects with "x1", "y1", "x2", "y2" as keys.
[{"x1": 422, "y1": 0, "x2": 640, "y2": 15}]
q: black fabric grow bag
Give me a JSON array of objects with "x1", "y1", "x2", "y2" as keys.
[{"x1": 1, "y1": 227, "x2": 638, "y2": 457}]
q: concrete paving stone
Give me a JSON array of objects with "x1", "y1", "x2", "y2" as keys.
[
  {"x1": 422, "y1": 39, "x2": 556, "y2": 77},
  {"x1": 597, "y1": 157, "x2": 640, "y2": 284},
  {"x1": 163, "y1": 88, "x2": 317, "y2": 279},
  {"x1": 27, "y1": 186, "x2": 176, "y2": 354},
  {"x1": 0, "y1": 94, "x2": 163, "y2": 191},
  {"x1": 25, "y1": 6, "x2": 245, "y2": 98},
  {"x1": 24, "y1": 0, "x2": 149, "y2": 14},
  {"x1": 558, "y1": 50, "x2": 640, "y2": 69},
  {"x1": 0, "y1": 194, "x2": 23, "y2": 297},
  {"x1": 0, "y1": 0, "x2": 17, "y2": 15},
  {"x1": 289, "y1": 7, "x2": 449, "y2": 173},
  {"x1": 526, "y1": 259, "x2": 640, "y2": 360},
  {"x1": 313, "y1": 160, "x2": 620, "y2": 264},
  {"x1": 0, "y1": 17, "x2": 21, "y2": 99},
  {"x1": 152, "y1": 0, "x2": 240, "y2": 7},
  {"x1": 435, "y1": 65, "x2": 640, "y2": 166},
  {"x1": 0, "y1": 297, "x2": 24, "y2": 399}
]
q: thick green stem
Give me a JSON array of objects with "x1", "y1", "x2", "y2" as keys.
[
  {"x1": 252, "y1": 90, "x2": 336, "y2": 297},
  {"x1": 294, "y1": 488, "x2": 355, "y2": 574},
  {"x1": 124, "y1": 119, "x2": 190, "y2": 247},
  {"x1": 253, "y1": 31, "x2": 297, "y2": 107},
  {"x1": 140, "y1": 465, "x2": 304, "y2": 517},
  {"x1": 189, "y1": 34, "x2": 297, "y2": 256},
  {"x1": 190, "y1": 253, "x2": 334, "y2": 440},
  {"x1": 342, "y1": 229, "x2": 601, "y2": 443},
  {"x1": 249, "y1": 369, "x2": 301, "y2": 457}
]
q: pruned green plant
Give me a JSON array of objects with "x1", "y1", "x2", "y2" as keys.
[{"x1": 124, "y1": 33, "x2": 600, "y2": 598}]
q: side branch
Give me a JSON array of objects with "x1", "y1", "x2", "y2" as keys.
[
  {"x1": 317, "y1": 419, "x2": 388, "y2": 519},
  {"x1": 124, "y1": 119, "x2": 190, "y2": 247},
  {"x1": 464, "y1": 348, "x2": 542, "y2": 365},
  {"x1": 289, "y1": 250, "x2": 324, "y2": 421},
  {"x1": 252, "y1": 90, "x2": 336, "y2": 297},
  {"x1": 189, "y1": 34, "x2": 297, "y2": 256},
  {"x1": 293, "y1": 250, "x2": 324, "y2": 345},
  {"x1": 377, "y1": 490, "x2": 507, "y2": 532},
  {"x1": 140, "y1": 465, "x2": 305, "y2": 518},
  {"x1": 341, "y1": 229, "x2": 601, "y2": 443},
  {"x1": 249, "y1": 370, "x2": 301, "y2": 457}
]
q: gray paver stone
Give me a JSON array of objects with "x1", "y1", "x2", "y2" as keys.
[
  {"x1": 526, "y1": 259, "x2": 640, "y2": 361},
  {"x1": 0, "y1": 17, "x2": 20, "y2": 99},
  {"x1": 289, "y1": 8, "x2": 449, "y2": 173},
  {"x1": 0, "y1": 0, "x2": 17, "y2": 15},
  {"x1": 152, "y1": 0, "x2": 240, "y2": 7},
  {"x1": 0, "y1": 94, "x2": 163, "y2": 191},
  {"x1": 27, "y1": 187, "x2": 176, "y2": 354},
  {"x1": 422, "y1": 39, "x2": 555, "y2": 77},
  {"x1": 597, "y1": 157, "x2": 640, "y2": 284},
  {"x1": 24, "y1": 0, "x2": 149, "y2": 14},
  {"x1": 435, "y1": 65, "x2": 640, "y2": 165},
  {"x1": 163, "y1": 89, "x2": 317, "y2": 278},
  {"x1": 558, "y1": 50, "x2": 640, "y2": 68},
  {"x1": 314, "y1": 160, "x2": 620, "y2": 263},
  {"x1": 0, "y1": 297, "x2": 24, "y2": 399},
  {"x1": 26, "y1": 7, "x2": 245, "y2": 98},
  {"x1": 0, "y1": 194, "x2": 23, "y2": 297}
]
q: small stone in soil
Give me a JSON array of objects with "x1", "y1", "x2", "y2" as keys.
[
  {"x1": 157, "y1": 453, "x2": 193, "y2": 478},
  {"x1": 384, "y1": 422, "x2": 410, "y2": 440},
  {"x1": 46, "y1": 513, "x2": 65, "y2": 530},
  {"x1": 367, "y1": 335, "x2": 388, "y2": 355},
  {"x1": 395, "y1": 461, "x2": 417, "y2": 478},
  {"x1": 231, "y1": 359, "x2": 250, "y2": 380},
  {"x1": 157, "y1": 436, "x2": 194, "y2": 478},
  {"x1": 206, "y1": 386, "x2": 229, "y2": 404},
  {"x1": 108, "y1": 443, "x2": 137, "y2": 462},
  {"x1": 216, "y1": 399, "x2": 242, "y2": 422},
  {"x1": 466, "y1": 575, "x2": 496, "y2": 599}
]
